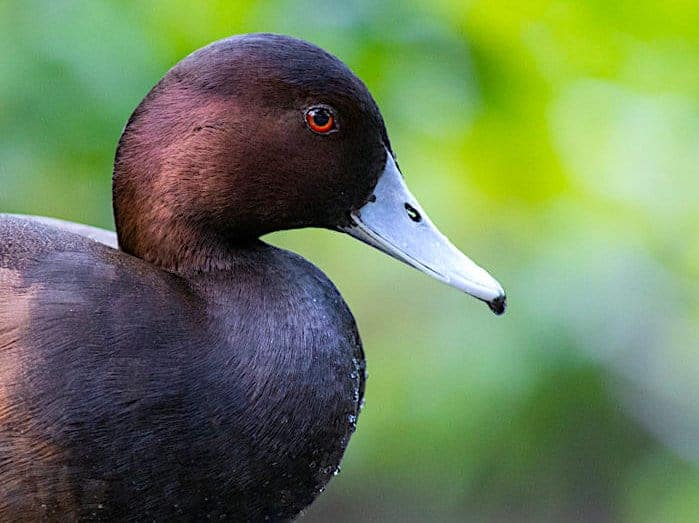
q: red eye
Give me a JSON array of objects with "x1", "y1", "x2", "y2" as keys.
[{"x1": 305, "y1": 107, "x2": 336, "y2": 134}]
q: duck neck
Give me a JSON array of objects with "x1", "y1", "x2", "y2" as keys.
[
  {"x1": 114, "y1": 215, "x2": 247, "y2": 273},
  {"x1": 114, "y1": 172, "x2": 258, "y2": 273}
]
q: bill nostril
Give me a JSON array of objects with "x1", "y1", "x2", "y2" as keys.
[{"x1": 404, "y1": 203, "x2": 421, "y2": 223}]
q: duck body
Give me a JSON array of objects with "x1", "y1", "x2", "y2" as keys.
[{"x1": 0, "y1": 216, "x2": 363, "y2": 520}]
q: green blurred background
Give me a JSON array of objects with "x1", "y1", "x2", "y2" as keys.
[{"x1": 2, "y1": 1, "x2": 699, "y2": 521}]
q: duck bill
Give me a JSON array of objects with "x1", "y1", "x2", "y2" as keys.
[{"x1": 340, "y1": 151, "x2": 506, "y2": 315}]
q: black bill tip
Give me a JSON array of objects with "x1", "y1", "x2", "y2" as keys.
[{"x1": 487, "y1": 294, "x2": 507, "y2": 315}]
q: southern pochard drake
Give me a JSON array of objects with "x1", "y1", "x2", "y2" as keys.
[{"x1": 0, "y1": 33, "x2": 505, "y2": 521}]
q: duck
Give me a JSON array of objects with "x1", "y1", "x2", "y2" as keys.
[{"x1": 0, "y1": 33, "x2": 505, "y2": 521}]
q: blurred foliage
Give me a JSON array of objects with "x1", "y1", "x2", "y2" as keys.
[{"x1": 2, "y1": 1, "x2": 699, "y2": 521}]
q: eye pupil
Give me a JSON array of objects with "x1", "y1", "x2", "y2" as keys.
[{"x1": 312, "y1": 109, "x2": 330, "y2": 126}]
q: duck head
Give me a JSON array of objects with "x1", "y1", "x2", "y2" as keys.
[{"x1": 113, "y1": 33, "x2": 506, "y2": 314}]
